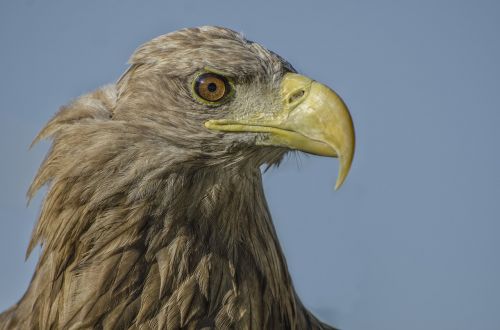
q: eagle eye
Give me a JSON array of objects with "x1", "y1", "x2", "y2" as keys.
[{"x1": 193, "y1": 72, "x2": 232, "y2": 104}]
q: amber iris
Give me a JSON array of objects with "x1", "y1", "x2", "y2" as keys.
[{"x1": 194, "y1": 73, "x2": 229, "y2": 102}]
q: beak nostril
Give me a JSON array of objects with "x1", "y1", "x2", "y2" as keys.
[{"x1": 288, "y1": 89, "x2": 305, "y2": 104}]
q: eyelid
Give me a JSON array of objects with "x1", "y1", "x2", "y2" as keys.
[{"x1": 202, "y1": 67, "x2": 232, "y2": 78}]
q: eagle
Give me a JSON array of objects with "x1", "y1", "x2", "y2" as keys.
[{"x1": 0, "y1": 26, "x2": 355, "y2": 329}]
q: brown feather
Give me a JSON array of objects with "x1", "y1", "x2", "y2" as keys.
[{"x1": 1, "y1": 26, "x2": 336, "y2": 329}]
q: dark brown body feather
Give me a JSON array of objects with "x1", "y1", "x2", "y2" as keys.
[{"x1": 0, "y1": 27, "x2": 336, "y2": 329}]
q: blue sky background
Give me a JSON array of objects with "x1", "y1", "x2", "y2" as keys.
[{"x1": 1, "y1": 1, "x2": 499, "y2": 329}]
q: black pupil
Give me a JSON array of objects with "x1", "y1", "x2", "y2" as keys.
[{"x1": 207, "y1": 82, "x2": 217, "y2": 92}]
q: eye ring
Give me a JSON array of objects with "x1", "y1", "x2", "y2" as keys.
[{"x1": 193, "y1": 72, "x2": 232, "y2": 105}]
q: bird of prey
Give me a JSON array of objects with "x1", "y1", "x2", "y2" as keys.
[{"x1": 0, "y1": 26, "x2": 355, "y2": 329}]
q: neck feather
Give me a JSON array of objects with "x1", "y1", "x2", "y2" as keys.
[{"x1": 10, "y1": 86, "x2": 333, "y2": 329}]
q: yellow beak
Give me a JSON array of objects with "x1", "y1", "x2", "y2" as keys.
[{"x1": 205, "y1": 73, "x2": 355, "y2": 189}]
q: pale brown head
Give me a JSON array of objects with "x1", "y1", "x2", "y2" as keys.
[{"x1": 111, "y1": 26, "x2": 354, "y2": 185}]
